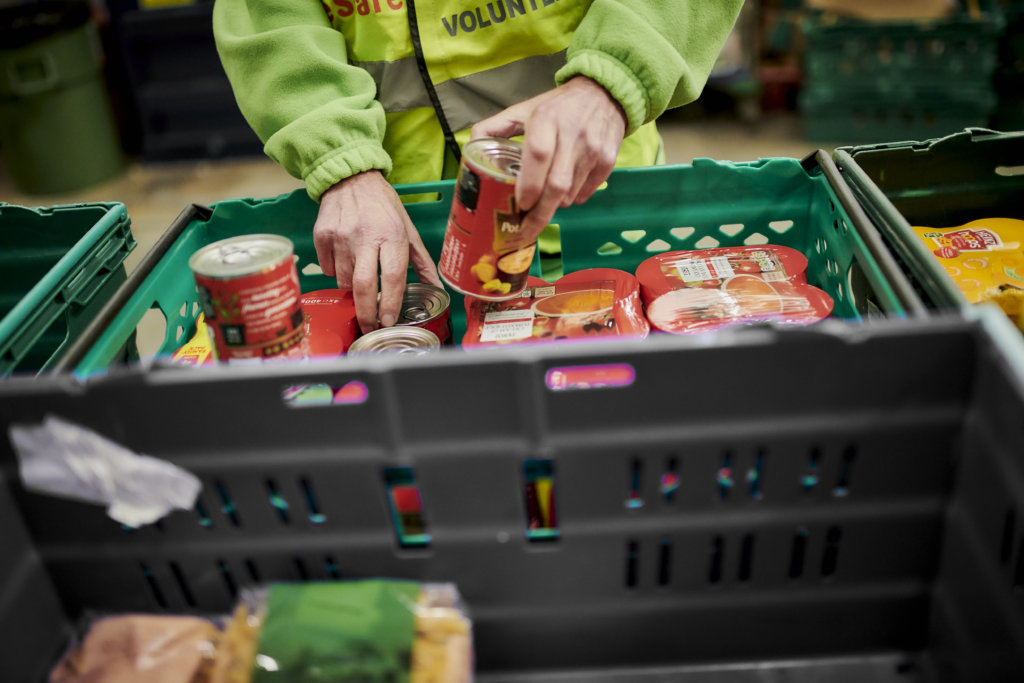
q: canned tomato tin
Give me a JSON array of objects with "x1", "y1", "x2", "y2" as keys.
[
  {"x1": 394, "y1": 283, "x2": 453, "y2": 345},
  {"x1": 439, "y1": 137, "x2": 535, "y2": 301},
  {"x1": 189, "y1": 234, "x2": 305, "y2": 361},
  {"x1": 301, "y1": 289, "x2": 360, "y2": 357},
  {"x1": 347, "y1": 326, "x2": 441, "y2": 355}
]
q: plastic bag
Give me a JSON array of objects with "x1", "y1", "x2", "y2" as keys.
[{"x1": 216, "y1": 580, "x2": 473, "y2": 683}]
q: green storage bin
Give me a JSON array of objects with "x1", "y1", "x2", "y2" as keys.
[
  {"x1": 802, "y1": 5, "x2": 1003, "y2": 91},
  {"x1": 834, "y1": 127, "x2": 1024, "y2": 310},
  {"x1": 801, "y1": 85, "x2": 998, "y2": 144},
  {"x1": 0, "y1": 1, "x2": 125, "y2": 194},
  {"x1": 63, "y1": 154, "x2": 919, "y2": 377},
  {"x1": 0, "y1": 201, "x2": 136, "y2": 376}
]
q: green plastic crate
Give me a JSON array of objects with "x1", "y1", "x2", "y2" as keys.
[
  {"x1": 66, "y1": 154, "x2": 919, "y2": 376},
  {"x1": 801, "y1": 85, "x2": 998, "y2": 144},
  {"x1": 834, "y1": 127, "x2": 1024, "y2": 310},
  {"x1": 802, "y1": 4, "x2": 1003, "y2": 91},
  {"x1": 0, "y1": 201, "x2": 136, "y2": 376}
]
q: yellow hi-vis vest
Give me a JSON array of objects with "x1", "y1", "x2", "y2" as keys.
[{"x1": 321, "y1": 0, "x2": 663, "y2": 185}]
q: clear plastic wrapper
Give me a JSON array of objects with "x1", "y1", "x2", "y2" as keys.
[
  {"x1": 463, "y1": 269, "x2": 649, "y2": 347},
  {"x1": 635, "y1": 246, "x2": 833, "y2": 335},
  {"x1": 216, "y1": 580, "x2": 473, "y2": 683},
  {"x1": 49, "y1": 614, "x2": 221, "y2": 682}
]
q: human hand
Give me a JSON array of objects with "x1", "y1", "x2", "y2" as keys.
[
  {"x1": 313, "y1": 170, "x2": 442, "y2": 334},
  {"x1": 470, "y1": 76, "x2": 627, "y2": 243}
]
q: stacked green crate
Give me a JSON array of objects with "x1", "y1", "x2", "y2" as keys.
[
  {"x1": 801, "y1": 2, "x2": 1003, "y2": 143},
  {"x1": 994, "y1": 1, "x2": 1024, "y2": 130}
]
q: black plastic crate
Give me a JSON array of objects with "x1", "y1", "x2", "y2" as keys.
[
  {"x1": 834, "y1": 128, "x2": 1024, "y2": 310},
  {"x1": 1, "y1": 310, "x2": 1023, "y2": 681}
]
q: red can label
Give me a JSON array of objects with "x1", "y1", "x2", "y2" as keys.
[
  {"x1": 439, "y1": 138, "x2": 536, "y2": 301},
  {"x1": 191, "y1": 235, "x2": 305, "y2": 361}
]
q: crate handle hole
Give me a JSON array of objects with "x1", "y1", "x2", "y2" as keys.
[
  {"x1": 283, "y1": 380, "x2": 369, "y2": 407},
  {"x1": 996, "y1": 166, "x2": 1024, "y2": 177}
]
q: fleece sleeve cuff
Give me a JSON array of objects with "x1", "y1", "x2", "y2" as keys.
[{"x1": 555, "y1": 50, "x2": 649, "y2": 137}]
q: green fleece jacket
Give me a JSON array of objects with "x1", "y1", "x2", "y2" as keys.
[{"x1": 213, "y1": 1, "x2": 743, "y2": 201}]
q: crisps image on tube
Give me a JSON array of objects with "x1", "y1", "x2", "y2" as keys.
[{"x1": 913, "y1": 218, "x2": 1024, "y2": 331}]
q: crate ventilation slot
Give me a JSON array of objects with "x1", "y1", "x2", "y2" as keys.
[
  {"x1": 620, "y1": 230, "x2": 646, "y2": 244},
  {"x1": 645, "y1": 239, "x2": 670, "y2": 253},
  {"x1": 658, "y1": 540, "x2": 672, "y2": 586},
  {"x1": 384, "y1": 467, "x2": 430, "y2": 548},
  {"x1": 266, "y1": 479, "x2": 289, "y2": 524},
  {"x1": 670, "y1": 227, "x2": 695, "y2": 241},
  {"x1": 748, "y1": 450, "x2": 765, "y2": 500},
  {"x1": 626, "y1": 540, "x2": 639, "y2": 588},
  {"x1": 294, "y1": 557, "x2": 310, "y2": 581},
  {"x1": 170, "y1": 561, "x2": 196, "y2": 607},
  {"x1": 803, "y1": 449, "x2": 822, "y2": 492},
  {"x1": 219, "y1": 560, "x2": 238, "y2": 599},
  {"x1": 215, "y1": 480, "x2": 241, "y2": 526},
  {"x1": 325, "y1": 555, "x2": 342, "y2": 580},
  {"x1": 708, "y1": 536, "x2": 725, "y2": 584},
  {"x1": 719, "y1": 224, "x2": 744, "y2": 238},
  {"x1": 717, "y1": 452, "x2": 734, "y2": 500},
  {"x1": 524, "y1": 459, "x2": 558, "y2": 541},
  {"x1": 245, "y1": 559, "x2": 262, "y2": 584},
  {"x1": 822, "y1": 526, "x2": 842, "y2": 577},
  {"x1": 695, "y1": 236, "x2": 720, "y2": 249},
  {"x1": 789, "y1": 528, "x2": 809, "y2": 579},
  {"x1": 195, "y1": 497, "x2": 213, "y2": 528},
  {"x1": 140, "y1": 562, "x2": 168, "y2": 609},
  {"x1": 301, "y1": 262, "x2": 324, "y2": 276},
  {"x1": 301, "y1": 477, "x2": 326, "y2": 523},
  {"x1": 626, "y1": 458, "x2": 644, "y2": 510},
  {"x1": 833, "y1": 446, "x2": 857, "y2": 497},
  {"x1": 769, "y1": 220, "x2": 794, "y2": 233},
  {"x1": 661, "y1": 457, "x2": 679, "y2": 502},
  {"x1": 743, "y1": 232, "x2": 769, "y2": 246},
  {"x1": 739, "y1": 534, "x2": 755, "y2": 582},
  {"x1": 596, "y1": 242, "x2": 623, "y2": 256}
]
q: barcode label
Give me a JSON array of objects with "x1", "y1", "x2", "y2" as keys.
[
  {"x1": 677, "y1": 259, "x2": 711, "y2": 282},
  {"x1": 480, "y1": 314, "x2": 535, "y2": 342},
  {"x1": 677, "y1": 257, "x2": 735, "y2": 282},
  {"x1": 533, "y1": 286, "x2": 556, "y2": 298},
  {"x1": 484, "y1": 309, "x2": 533, "y2": 323},
  {"x1": 709, "y1": 256, "x2": 735, "y2": 279}
]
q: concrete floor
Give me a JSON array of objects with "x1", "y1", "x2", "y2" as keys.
[{"x1": 0, "y1": 112, "x2": 836, "y2": 357}]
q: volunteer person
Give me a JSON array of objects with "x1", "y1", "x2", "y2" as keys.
[{"x1": 213, "y1": 1, "x2": 743, "y2": 333}]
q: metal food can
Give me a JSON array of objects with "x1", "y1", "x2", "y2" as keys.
[
  {"x1": 439, "y1": 137, "x2": 536, "y2": 301},
  {"x1": 189, "y1": 234, "x2": 305, "y2": 361},
  {"x1": 301, "y1": 289, "x2": 360, "y2": 357},
  {"x1": 347, "y1": 326, "x2": 441, "y2": 355},
  {"x1": 394, "y1": 283, "x2": 453, "y2": 346}
]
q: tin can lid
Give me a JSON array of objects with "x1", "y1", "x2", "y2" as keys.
[
  {"x1": 463, "y1": 137, "x2": 523, "y2": 180},
  {"x1": 396, "y1": 283, "x2": 451, "y2": 325},
  {"x1": 189, "y1": 234, "x2": 295, "y2": 278},
  {"x1": 348, "y1": 326, "x2": 441, "y2": 354}
]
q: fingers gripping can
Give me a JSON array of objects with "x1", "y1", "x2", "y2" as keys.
[
  {"x1": 439, "y1": 137, "x2": 536, "y2": 300},
  {"x1": 189, "y1": 234, "x2": 306, "y2": 361}
]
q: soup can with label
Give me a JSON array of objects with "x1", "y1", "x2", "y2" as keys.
[
  {"x1": 189, "y1": 234, "x2": 305, "y2": 361},
  {"x1": 439, "y1": 137, "x2": 536, "y2": 301}
]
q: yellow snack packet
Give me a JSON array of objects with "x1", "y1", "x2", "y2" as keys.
[
  {"x1": 171, "y1": 313, "x2": 215, "y2": 366},
  {"x1": 914, "y1": 218, "x2": 1024, "y2": 331}
]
